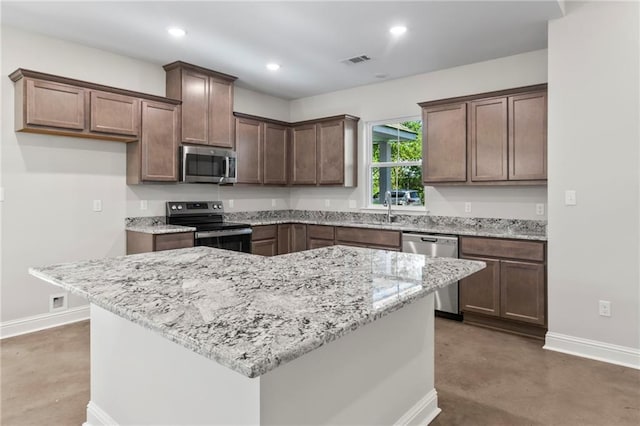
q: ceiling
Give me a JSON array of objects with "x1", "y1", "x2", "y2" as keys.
[{"x1": 1, "y1": 1, "x2": 564, "y2": 100}]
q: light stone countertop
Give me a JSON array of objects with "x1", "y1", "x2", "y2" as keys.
[
  {"x1": 29, "y1": 246, "x2": 484, "y2": 378},
  {"x1": 125, "y1": 224, "x2": 196, "y2": 235},
  {"x1": 244, "y1": 218, "x2": 547, "y2": 241}
]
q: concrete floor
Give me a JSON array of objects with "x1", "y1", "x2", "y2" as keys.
[{"x1": 1, "y1": 318, "x2": 639, "y2": 425}]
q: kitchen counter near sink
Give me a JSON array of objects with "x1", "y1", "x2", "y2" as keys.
[{"x1": 30, "y1": 245, "x2": 484, "y2": 425}]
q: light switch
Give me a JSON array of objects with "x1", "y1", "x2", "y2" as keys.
[
  {"x1": 464, "y1": 202, "x2": 472, "y2": 213},
  {"x1": 140, "y1": 200, "x2": 148, "y2": 210},
  {"x1": 228, "y1": 199, "x2": 234, "y2": 208},
  {"x1": 93, "y1": 200, "x2": 102, "y2": 212},
  {"x1": 536, "y1": 204, "x2": 545, "y2": 215},
  {"x1": 324, "y1": 199, "x2": 331, "y2": 207},
  {"x1": 271, "y1": 199, "x2": 277, "y2": 207},
  {"x1": 565, "y1": 190, "x2": 577, "y2": 206}
]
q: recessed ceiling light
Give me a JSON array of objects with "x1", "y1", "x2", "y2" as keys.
[
  {"x1": 266, "y1": 63, "x2": 281, "y2": 71},
  {"x1": 389, "y1": 26, "x2": 407, "y2": 36},
  {"x1": 167, "y1": 27, "x2": 186, "y2": 37}
]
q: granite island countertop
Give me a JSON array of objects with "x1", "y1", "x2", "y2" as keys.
[{"x1": 29, "y1": 246, "x2": 484, "y2": 378}]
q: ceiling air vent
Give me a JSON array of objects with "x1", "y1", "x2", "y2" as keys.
[{"x1": 341, "y1": 54, "x2": 372, "y2": 65}]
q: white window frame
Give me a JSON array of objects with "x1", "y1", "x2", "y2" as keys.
[{"x1": 364, "y1": 116, "x2": 425, "y2": 211}]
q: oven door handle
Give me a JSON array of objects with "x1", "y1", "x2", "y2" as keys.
[{"x1": 196, "y1": 229, "x2": 253, "y2": 239}]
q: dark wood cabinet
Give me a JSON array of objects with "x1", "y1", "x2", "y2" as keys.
[
  {"x1": 509, "y1": 91, "x2": 547, "y2": 181},
  {"x1": 419, "y1": 84, "x2": 547, "y2": 186},
  {"x1": 459, "y1": 256, "x2": 501, "y2": 317},
  {"x1": 164, "y1": 61, "x2": 237, "y2": 149},
  {"x1": 235, "y1": 117, "x2": 263, "y2": 184},
  {"x1": 291, "y1": 124, "x2": 318, "y2": 185},
  {"x1": 469, "y1": 97, "x2": 508, "y2": 181},
  {"x1": 291, "y1": 224, "x2": 307, "y2": 252},
  {"x1": 10, "y1": 69, "x2": 179, "y2": 143},
  {"x1": 500, "y1": 260, "x2": 545, "y2": 325},
  {"x1": 90, "y1": 91, "x2": 140, "y2": 137},
  {"x1": 277, "y1": 224, "x2": 291, "y2": 255},
  {"x1": 460, "y1": 236, "x2": 547, "y2": 339},
  {"x1": 317, "y1": 120, "x2": 345, "y2": 185},
  {"x1": 24, "y1": 78, "x2": 86, "y2": 130},
  {"x1": 252, "y1": 225, "x2": 278, "y2": 256},
  {"x1": 422, "y1": 102, "x2": 467, "y2": 183},
  {"x1": 126, "y1": 231, "x2": 194, "y2": 254},
  {"x1": 335, "y1": 227, "x2": 401, "y2": 250},
  {"x1": 263, "y1": 122, "x2": 289, "y2": 185}
]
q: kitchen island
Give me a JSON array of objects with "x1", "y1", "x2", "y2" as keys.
[{"x1": 30, "y1": 245, "x2": 484, "y2": 425}]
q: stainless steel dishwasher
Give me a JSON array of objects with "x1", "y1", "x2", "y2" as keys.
[{"x1": 402, "y1": 232, "x2": 461, "y2": 319}]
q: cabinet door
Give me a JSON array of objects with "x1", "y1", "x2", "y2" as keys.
[
  {"x1": 252, "y1": 239, "x2": 278, "y2": 256},
  {"x1": 308, "y1": 238, "x2": 334, "y2": 249},
  {"x1": 140, "y1": 101, "x2": 179, "y2": 181},
  {"x1": 154, "y1": 233, "x2": 194, "y2": 251},
  {"x1": 263, "y1": 123, "x2": 288, "y2": 185},
  {"x1": 181, "y1": 70, "x2": 209, "y2": 144},
  {"x1": 26, "y1": 79, "x2": 85, "y2": 130},
  {"x1": 277, "y1": 224, "x2": 291, "y2": 255},
  {"x1": 459, "y1": 256, "x2": 500, "y2": 317},
  {"x1": 90, "y1": 91, "x2": 140, "y2": 136},
  {"x1": 509, "y1": 91, "x2": 547, "y2": 181},
  {"x1": 469, "y1": 97, "x2": 508, "y2": 181},
  {"x1": 422, "y1": 103, "x2": 467, "y2": 183},
  {"x1": 317, "y1": 120, "x2": 345, "y2": 185},
  {"x1": 235, "y1": 117, "x2": 263, "y2": 184},
  {"x1": 291, "y1": 125, "x2": 317, "y2": 184},
  {"x1": 209, "y1": 77, "x2": 234, "y2": 148},
  {"x1": 291, "y1": 224, "x2": 307, "y2": 252},
  {"x1": 500, "y1": 260, "x2": 546, "y2": 325}
]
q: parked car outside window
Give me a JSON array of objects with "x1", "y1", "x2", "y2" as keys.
[{"x1": 373, "y1": 190, "x2": 422, "y2": 206}]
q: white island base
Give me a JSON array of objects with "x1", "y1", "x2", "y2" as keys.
[{"x1": 86, "y1": 296, "x2": 440, "y2": 426}]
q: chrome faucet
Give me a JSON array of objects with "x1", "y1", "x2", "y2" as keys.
[{"x1": 384, "y1": 190, "x2": 393, "y2": 223}]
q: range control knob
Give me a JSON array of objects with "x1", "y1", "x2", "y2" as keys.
[
  {"x1": 171, "y1": 205, "x2": 177, "y2": 210},
  {"x1": 177, "y1": 205, "x2": 183, "y2": 210}
]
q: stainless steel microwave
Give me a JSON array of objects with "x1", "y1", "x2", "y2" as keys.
[{"x1": 180, "y1": 145, "x2": 237, "y2": 184}]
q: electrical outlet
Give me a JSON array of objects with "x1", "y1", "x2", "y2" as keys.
[
  {"x1": 325, "y1": 199, "x2": 331, "y2": 207},
  {"x1": 49, "y1": 293, "x2": 68, "y2": 312},
  {"x1": 599, "y1": 300, "x2": 611, "y2": 317},
  {"x1": 565, "y1": 190, "x2": 577, "y2": 206},
  {"x1": 140, "y1": 200, "x2": 148, "y2": 210},
  {"x1": 228, "y1": 199, "x2": 234, "y2": 208},
  {"x1": 92, "y1": 199, "x2": 102, "y2": 212},
  {"x1": 464, "y1": 202, "x2": 472, "y2": 213},
  {"x1": 271, "y1": 199, "x2": 277, "y2": 207},
  {"x1": 536, "y1": 203, "x2": 545, "y2": 216}
]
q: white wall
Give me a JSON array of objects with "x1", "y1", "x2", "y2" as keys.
[
  {"x1": 0, "y1": 26, "x2": 290, "y2": 323},
  {"x1": 290, "y1": 49, "x2": 549, "y2": 219},
  {"x1": 547, "y1": 1, "x2": 639, "y2": 353}
]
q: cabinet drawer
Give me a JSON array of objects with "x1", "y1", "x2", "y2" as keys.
[
  {"x1": 460, "y1": 237, "x2": 544, "y2": 262},
  {"x1": 252, "y1": 225, "x2": 277, "y2": 241},
  {"x1": 154, "y1": 233, "x2": 194, "y2": 251},
  {"x1": 307, "y1": 225, "x2": 335, "y2": 240},
  {"x1": 335, "y1": 227, "x2": 401, "y2": 248}
]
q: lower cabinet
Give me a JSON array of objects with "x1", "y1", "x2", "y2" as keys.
[
  {"x1": 459, "y1": 236, "x2": 546, "y2": 338},
  {"x1": 126, "y1": 231, "x2": 194, "y2": 255},
  {"x1": 335, "y1": 227, "x2": 402, "y2": 251},
  {"x1": 252, "y1": 224, "x2": 307, "y2": 256},
  {"x1": 252, "y1": 225, "x2": 278, "y2": 256},
  {"x1": 307, "y1": 225, "x2": 335, "y2": 249}
]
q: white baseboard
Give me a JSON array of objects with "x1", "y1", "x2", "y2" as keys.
[
  {"x1": 85, "y1": 401, "x2": 118, "y2": 426},
  {"x1": 0, "y1": 305, "x2": 89, "y2": 339},
  {"x1": 544, "y1": 332, "x2": 640, "y2": 370},
  {"x1": 395, "y1": 389, "x2": 441, "y2": 426}
]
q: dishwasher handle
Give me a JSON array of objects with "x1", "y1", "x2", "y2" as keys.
[{"x1": 420, "y1": 237, "x2": 438, "y2": 243}]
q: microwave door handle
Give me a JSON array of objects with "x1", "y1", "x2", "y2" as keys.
[{"x1": 226, "y1": 156, "x2": 231, "y2": 178}]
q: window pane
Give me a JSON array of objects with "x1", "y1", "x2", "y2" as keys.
[
  {"x1": 371, "y1": 166, "x2": 424, "y2": 206},
  {"x1": 372, "y1": 121, "x2": 422, "y2": 163}
]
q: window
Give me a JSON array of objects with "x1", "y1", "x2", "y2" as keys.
[{"x1": 368, "y1": 119, "x2": 423, "y2": 208}]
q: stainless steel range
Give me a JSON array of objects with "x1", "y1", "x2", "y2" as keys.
[{"x1": 166, "y1": 201, "x2": 252, "y2": 253}]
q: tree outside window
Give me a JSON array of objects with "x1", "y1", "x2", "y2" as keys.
[{"x1": 370, "y1": 120, "x2": 423, "y2": 207}]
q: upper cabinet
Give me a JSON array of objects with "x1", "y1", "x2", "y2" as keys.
[
  {"x1": 263, "y1": 122, "x2": 289, "y2": 185},
  {"x1": 422, "y1": 103, "x2": 467, "y2": 183},
  {"x1": 292, "y1": 115, "x2": 358, "y2": 187},
  {"x1": 164, "y1": 61, "x2": 237, "y2": 149},
  {"x1": 235, "y1": 116, "x2": 263, "y2": 184},
  {"x1": 90, "y1": 91, "x2": 140, "y2": 137},
  {"x1": 420, "y1": 84, "x2": 547, "y2": 186}
]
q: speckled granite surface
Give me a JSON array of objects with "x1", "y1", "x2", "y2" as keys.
[
  {"x1": 224, "y1": 210, "x2": 547, "y2": 241},
  {"x1": 126, "y1": 224, "x2": 196, "y2": 234},
  {"x1": 29, "y1": 246, "x2": 484, "y2": 378}
]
